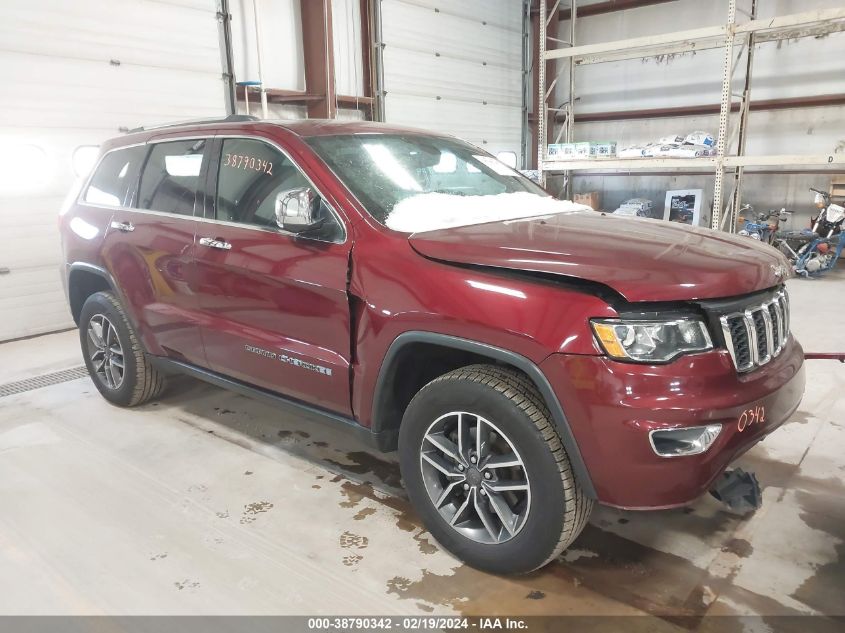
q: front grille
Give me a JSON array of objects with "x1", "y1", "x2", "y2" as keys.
[{"x1": 720, "y1": 290, "x2": 790, "y2": 373}]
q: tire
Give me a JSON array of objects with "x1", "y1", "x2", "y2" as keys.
[
  {"x1": 398, "y1": 364, "x2": 593, "y2": 574},
  {"x1": 79, "y1": 291, "x2": 166, "y2": 407}
]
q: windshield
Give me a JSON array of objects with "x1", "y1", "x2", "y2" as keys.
[{"x1": 306, "y1": 134, "x2": 584, "y2": 233}]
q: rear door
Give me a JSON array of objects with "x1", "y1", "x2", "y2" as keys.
[
  {"x1": 192, "y1": 135, "x2": 353, "y2": 415},
  {"x1": 100, "y1": 137, "x2": 209, "y2": 365}
]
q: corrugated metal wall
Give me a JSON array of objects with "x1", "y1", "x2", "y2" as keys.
[
  {"x1": 380, "y1": 0, "x2": 523, "y2": 158},
  {"x1": 3, "y1": 0, "x2": 523, "y2": 341},
  {"x1": 0, "y1": 0, "x2": 226, "y2": 342},
  {"x1": 550, "y1": 0, "x2": 845, "y2": 224}
]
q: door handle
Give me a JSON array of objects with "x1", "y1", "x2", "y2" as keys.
[
  {"x1": 110, "y1": 220, "x2": 135, "y2": 232},
  {"x1": 199, "y1": 237, "x2": 232, "y2": 250}
]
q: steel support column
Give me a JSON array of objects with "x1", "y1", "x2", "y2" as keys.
[
  {"x1": 726, "y1": 0, "x2": 758, "y2": 232},
  {"x1": 533, "y1": 1, "x2": 562, "y2": 177},
  {"x1": 360, "y1": 0, "x2": 379, "y2": 121},
  {"x1": 537, "y1": 0, "x2": 547, "y2": 180},
  {"x1": 372, "y1": 0, "x2": 386, "y2": 121},
  {"x1": 300, "y1": 0, "x2": 337, "y2": 119},
  {"x1": 216, "y1": 0, "x2": 237, "y2": 115},
  {"x1": 711, "y1": 0, "x2": 737, "y2": 231}
]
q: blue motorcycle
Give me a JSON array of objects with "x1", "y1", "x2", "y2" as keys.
[
  {"x1": 737, "y1": 205, "x2": 789, "y2": 244},
  {"x1": 774, "y1": 188, "x2": 845, "y2": 277}
]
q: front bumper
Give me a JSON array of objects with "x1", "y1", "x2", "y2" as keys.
[{"x1": 541, "y1": 337, "x2": 805, "y2": 509}]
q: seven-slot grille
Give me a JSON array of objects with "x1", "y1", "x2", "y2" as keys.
[{"x1": 720, "y1": 290, "x2": 790, "y2": 372}]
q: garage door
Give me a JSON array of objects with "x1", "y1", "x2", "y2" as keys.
[
  {"x1": 0, "y1": 0, "x2": 226, "y2": 342},
  {"x1": 381, "y1": 0, "x2": 523, "y2": 160}
]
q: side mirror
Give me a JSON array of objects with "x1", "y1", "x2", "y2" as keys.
[{"x1": 274, "y1": 187, "x2": 324, "y2": 233}]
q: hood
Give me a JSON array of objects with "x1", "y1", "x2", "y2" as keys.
[{"x1": 408, "y1": 212, "x2": 790, "y2": 303}]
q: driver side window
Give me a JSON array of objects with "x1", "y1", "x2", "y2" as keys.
[{"x1": 215, "y1": 138, "x2": 341, "y2": 241}]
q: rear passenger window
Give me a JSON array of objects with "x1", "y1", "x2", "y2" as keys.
[
  {"x1": 83, "y1": 146, "x2": 146, "y2": 207},
  {"x1": 138, "y1": 139, "x2": 207, "y2": 215}
]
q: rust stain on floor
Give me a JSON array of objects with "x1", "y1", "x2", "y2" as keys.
[
  {"x1": 325, "y1": 451, "x2": 402, "y2": 488},
  {"x1": 790, "y1": 491, "x2": 845, "y2": 616},
  {"x1": 720, "y1": 538, "x2": 753, "y2": 558},
  {"x1": 240, "y1": 500, "x2": 274, "y2": 524},
  {"x1": 157, "y1": 375, "x2": 845, "y2": 621},
  {"x1": 353, "y1": 507, "x2": 376, "y2": 521}
]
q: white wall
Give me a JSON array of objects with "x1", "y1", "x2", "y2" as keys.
[
  {"x1": 381, "y1": 0, "x2": 523, "y2": 158},
  {"x1": 230, "y1": 0, "x2": 365, "y2": 96},
  {"x1": 230, "y1": 0, "x2": 306, "y2": 91},
  {"x1": 550, "y1": 0, "x2": 845, "y2": 223},
  {"x1": 333, "y1": 0, "x2": 366, "y2": 97},
  {"x1": 0, "y1": 0, "x2": 226, "y2": 341},
  {"x1": 230, "y1": 0, "x2": 524, "y2": 157}
]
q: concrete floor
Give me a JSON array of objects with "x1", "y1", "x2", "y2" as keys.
[{"x1": 0, "y1": 273, "x2": 843, "y2": 626}]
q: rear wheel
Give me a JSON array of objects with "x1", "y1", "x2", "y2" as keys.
[
  {"x1": 398, "y1": 364, "x2": 592, "y2": 574},
  {"x1": 79, "y1": 291, "x2": 166, "y2": 407}
]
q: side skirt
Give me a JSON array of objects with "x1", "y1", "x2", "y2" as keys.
[{"x1": 151, "y1": 357, "x2": 396, "y2": 452}]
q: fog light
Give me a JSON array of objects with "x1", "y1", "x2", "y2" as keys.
[{"x1": 649, "y1": 424, "x2": 722, "y2": 457}]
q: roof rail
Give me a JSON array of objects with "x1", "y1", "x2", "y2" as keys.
[{"x1": 128, "y1": 114, "x2": 259, "y2": 134}]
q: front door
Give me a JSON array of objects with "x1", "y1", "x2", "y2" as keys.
[
  {"x1": 192, "y1": 136, "x2": 353, "y2": 415},
  {"x1": 100, "y1": 138, "x2": 209, "y2": 366}
]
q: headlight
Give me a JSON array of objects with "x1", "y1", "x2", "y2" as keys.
[{"x1": 591, "y1": 318, "x2": 712, "y2": 362}]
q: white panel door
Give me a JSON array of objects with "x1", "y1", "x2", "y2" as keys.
[
  {"x1": 0, "y1": 0, "x2": 226, "y2": 342},
  {"x1": 381, "y1": 0, "x2": 523, "y2": 159}
]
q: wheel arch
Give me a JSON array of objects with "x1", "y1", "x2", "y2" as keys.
[
  {"x1": 67, "y1": 263, "x2": 119, "y2": 325},
  {"x1": 371, "y1": 331, "x2": 597, "y2": 499}
]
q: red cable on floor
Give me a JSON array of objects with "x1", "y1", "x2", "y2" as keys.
[{"x1": 804, "y1": 352, "x2": 845, "y2": 362}]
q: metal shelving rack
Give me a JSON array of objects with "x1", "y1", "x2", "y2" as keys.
[{"x1": 536, "y1": 0, "x2": 845, "y2": 230}]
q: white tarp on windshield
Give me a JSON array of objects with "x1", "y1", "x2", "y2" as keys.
[{"x1": 385, "y1": 192, "x2": 589, "y2": 233}]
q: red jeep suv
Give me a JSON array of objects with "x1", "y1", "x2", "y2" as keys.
[{"x1": 60, "y1": 116, "x2": 805, "y2": 574}]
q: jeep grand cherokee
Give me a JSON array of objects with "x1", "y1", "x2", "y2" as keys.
[{"x1": 60, "y1": 116, "x2": 804, "y2": 574}]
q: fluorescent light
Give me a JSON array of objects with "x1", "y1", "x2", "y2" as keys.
[
  {"x1": 69, "y1": 216, "x2": 99, "y2": 240},
  {"x1": 165, "y1": 154, "x2": 202, "y2": 177},
  {"x1": 364, "y1": 143, "x2": 422, "y2": 191},
  {"x1": 474, "y1": 155, "x2": 520, "y2": 176},
  {"x1": 433, "y1": 152, "x2": 457, "y2": 173},
  {"x1": 467, "y1": 279, "x2": 527, "y2": 299}
]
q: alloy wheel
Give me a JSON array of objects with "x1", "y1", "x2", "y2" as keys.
[
  {"x1": 419, "y1": 411, "x2": 531, "y2": 544},
  {"x1": 86, "y1": 314, "x2": 125, "y2": 390}
]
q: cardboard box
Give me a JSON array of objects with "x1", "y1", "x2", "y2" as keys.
[
  {"x1": 591, "y1": 141, "x2": 617, "y2": 156},
  {"x1": 548, "y1": 143, "x2": 578, "y2": 159},
  {"x1": 575, "y1": 191, "x2": 601, "y2": 210},
  {"x1": 548, "y1": 141, "x2": 618, "y2": 159},
  {"x1": 573, "y1": 142, "x2": 592, "y2": 157}
]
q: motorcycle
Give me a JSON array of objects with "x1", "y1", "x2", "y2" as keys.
[
  {"x1": 737, "y1": 204, "x2": 790, "y2": 244},
  {"x1": 774, "y1": 188, "x2": 845, "y2": 277}
]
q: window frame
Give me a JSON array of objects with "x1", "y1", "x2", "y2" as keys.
[
  {"x1": 202, "y1": 134, "x2": 347, "y2": 245},
  {"x1": 77, "y1": 142, "x2": 148, "y2": 210},
  {"x1": 134, "y1": 136, "x2": 212, "y2": 217}
]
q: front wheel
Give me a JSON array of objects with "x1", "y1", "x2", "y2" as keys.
[{"x1": 398, "y1": 365, "x2": 593, "y2": 574}]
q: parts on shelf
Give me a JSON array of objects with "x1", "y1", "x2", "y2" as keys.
[
  {"x1": 549, "y1": 141, "x2": 617, "y2": 159},
  {"x1": 519, "y1": 169, "x2": 541, "y2": 184},
  {"x1": 685, "y1": 131, "x2": 716, "y2": 147},
  {"x1": 619, "y1": 130, "x2": 717, "y2": 160},
  {"x1": 612, "y1": 198, "x2": 656, "y2": 218}
]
